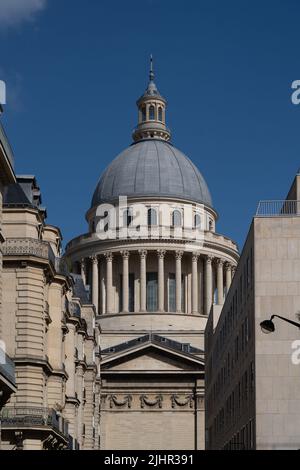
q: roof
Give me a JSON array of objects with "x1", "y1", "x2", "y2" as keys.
[
  {"x1": 69, "y1": 273, "x2": 90, "y2": 304},
  {"x1": 91, "y1": 139, "x2": 213, "y2": 208}
]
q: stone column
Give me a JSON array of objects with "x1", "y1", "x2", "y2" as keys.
[
  {"x1": 81, "y1": 258, "x2": 86, "y2": 286},
  {"x1": 91, "y1": 256, "x2": 99, "y2": 313},
  {"x1": 204, "y1": 255, "x2": 213, "y2": 315},
  {"x1": 231, "y1": 265, "x2": 236, "y2": 280},
  {"x1": 105, "y1": 252, "x2": 113, "y2": 314},
  {"x1": 175, "y1": 251, "x2": 184, "y2": 313},
  {"x1": 225, "y1": 262, "x2": 232, "y2": 295},
  {"x1": 139, "y1": 250, "x2": 147, "y2": 312},
  {"x1": 192, "y1": 253, "x2": 199, "y2": 314},
  {"x1": 121, "y1": 251, "x2": 130, "y2": 313},
  {"x1": 157, "y1": 250, "x2": 166, "y2": 312},
  {"x1": 217, "y1": 259, "x2": 224, "y2": 305}
]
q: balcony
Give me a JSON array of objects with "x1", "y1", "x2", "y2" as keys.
[
  {"x1": 256, "y1": 200, "x2": 300, "y2": 217},
  {"x1": 0, "y1": 407, "x2": 69, "y2": 439}
]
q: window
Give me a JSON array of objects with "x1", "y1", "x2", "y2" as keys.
[
  {"x1": 119, "y1": 273, "x2": 135, "y2": 312},
  {"x1": 149, "y1": 105, "x2": 155, "y2": 120},
  {"x1": 168, "y1": 273, "x2": 176, "y2": 312},
  {"x1": 168, "y1": 273, "x2": 185, "y2": 312},
  {"x1": 172, "y1": 209, "x2": 182, "y2": 227},
  {"x1": 123, "y1": 208, "x2": 133, "y2": 227},
  {"x1": 142, "y1": 106, "x2": 146, "y2": 121},
  {"x1": 146, "y1": 272, "x2": 158, "y2": 311},
  {"x1": 158, "y1": 107, "x2": 163, "y2": 121},
  {"x1": 147, "y1": 208, "x2": 157, "y2": 226},
  {"x1": 194, "y1": 214, "x2": 201, "y2": 229}
]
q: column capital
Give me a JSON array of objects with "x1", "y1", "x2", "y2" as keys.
[
  {"x1": 225, "y1": 262, "x2": 232, "y2": 271},
  {"x1": 80, "y1": 258, "x2": 86, "y2": 266},
  {"x1": 192, "y1": 252, "x2": 199, "y2": 262},
  {"x1": 216, "y1": 258, "x2": 224, "y2": 267},
  {"x1": 90, "y1": 255, "x2": 99, "y2": 264},
  {"x1": 139, "y1": 249, "x2": 147, "y2": 259},
  {"x1": 231, "y1": 265, "x2": 237, "y2": 275},
  {"x1": 157, "y1": 249, "x2": 166, "y2": 259},
  {"x1": 175, "y1": 250, "x2": 184, "y2": 260},
  {"x1": 120, "y1": 250, "x2": 130, "y2": 260},
  {"x1": 205, "y1": 255, "x2": 214, "y2": 264},
  {"x1": 104, "y1": 251, "x2": 113, "y2": 262}
]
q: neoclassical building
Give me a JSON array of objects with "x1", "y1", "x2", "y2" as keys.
[
  {"x1": 65, "y1": 62, "x2": 239, "y2": 450},
  {"x1": 0, "y1": 114, "x2": 101, "y2": 449}
]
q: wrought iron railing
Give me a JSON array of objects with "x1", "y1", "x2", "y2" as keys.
[
  {"x1": 0, "y1": 407, "x2": 69, "y2": 437},
  {"x1": 256, "y1": 200, "x2": 300, "y2": 217}
]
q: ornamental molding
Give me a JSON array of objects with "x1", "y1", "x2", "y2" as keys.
[
  {"x1": 157, "y1": 249, "x2": 166, "y2": 259},
  {"x1": 175, "y1": 250, "x2": 184, "y2": 260},
  {"x1": 120, "y1": 250, "x2": 130, "y2": 259},
  {"x1": 108, "y1": 394, "x2": 132, "y2": 409},
  {"x1": 104, "y1": 251, "x2": 113, "y2": 262},
  {"x1": 171, "y1": 394, "x2": 194, "y2": 409},
  {"x1": 138, "y1": 249, "x2": 147, "y2": 259},
  {"x1": 140, "y1": 394, "x2": 163, "y2": 409},
  {"x1": 2, "y1": 238, "x2": 49, "y2": 260}
]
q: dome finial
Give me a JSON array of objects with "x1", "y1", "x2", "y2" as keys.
[{"x1": 150, "y1": 54, "x2": 154, "y2": 82}]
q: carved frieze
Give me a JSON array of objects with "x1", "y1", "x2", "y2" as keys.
[
  {"x1": 171, "y1": 394, "x2": 194, "y2": 409},
  {"x1": 108, "y1": 394, "x2": 132, "y2": 409},
  {"x1": 140, "y1": 394, "x2": 163, "y2": 409}
]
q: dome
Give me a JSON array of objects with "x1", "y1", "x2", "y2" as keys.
[{"x1": 91, "y1": 139, "x2": 213, "y2": 208}]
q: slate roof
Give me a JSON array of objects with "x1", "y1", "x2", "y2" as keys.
[{"x1": 91, "y1": 139, "x2": 213, "y2": 208}]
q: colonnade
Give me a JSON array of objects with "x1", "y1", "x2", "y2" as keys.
[{"x1": 78, "y1": 250, "x2": 236, "y2": 316}]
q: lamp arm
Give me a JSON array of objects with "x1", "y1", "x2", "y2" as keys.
[{"x1": 271, "y1": 315, "x2": 300, "y2": 329}]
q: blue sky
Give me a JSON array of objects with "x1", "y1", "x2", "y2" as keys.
[{"x1": 1, "y1": 0, "x2": 300, "y2": 250}]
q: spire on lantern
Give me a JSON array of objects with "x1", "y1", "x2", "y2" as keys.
[{"x1": 132, "y1": 56, "x2": 171, "y2": 143}]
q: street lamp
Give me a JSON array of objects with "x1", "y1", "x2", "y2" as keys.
[{"x1": 260, "y1": 315, "x2": 300, "y2": 334}]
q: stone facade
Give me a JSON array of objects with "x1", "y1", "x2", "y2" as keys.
[
  {"x1": 65, "y1": 63, "x2": 239, "y2": 450},
  {"x1": 205, "y1": 172, "x2": 300, "y2": 450},
  {"x1": 0, "y1": 172, "x2": 101, "y2": 447},
  {"x1": 0, "y1": 119, "x2": 16, "y2": 412}
]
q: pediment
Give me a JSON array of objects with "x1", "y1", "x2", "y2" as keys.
[{"x1": 101, "y1": 342, "x2": 204, "y2": 372}]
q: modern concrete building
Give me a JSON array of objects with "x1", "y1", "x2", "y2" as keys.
[
  {"x1": 205, "y1": 171, "x2": 300, "y2": 450},
  {"x1": 65, "y1": 61, "x2": 239, "y2": 450}
]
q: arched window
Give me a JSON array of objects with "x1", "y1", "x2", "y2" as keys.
[
  {"x1": 172, "y1": 210, "x2": 182, "y2": 227},
  {"x1": 148, "y1": 208, "x2": 157, "y2": 226},
  {"x1": 149, "y1": 105, "x2": 155, "y2": 120},
  {"x1": 158, "y1": 107, "x2": 163, "y2": 122},
  {"x1": 123, "y1": 208, "x2": 133, "y2": 227},
  {"x1": 142, "y1": 106, "x2": 146, "y2": 121},
  {"x1": 194, "y1": 214, "x2": 201, "y2": 229},
  {"x1": 209, "y1": 219, "x2": 214, "y2": 231}
]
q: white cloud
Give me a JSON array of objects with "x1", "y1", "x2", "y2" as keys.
[{"x1": 0, "y1": 0, "x2": 47, "y2": 28}]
